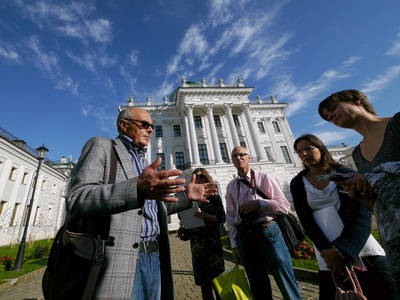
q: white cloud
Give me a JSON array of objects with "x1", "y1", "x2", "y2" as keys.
[
  {"x1": 129, "y1": 50, "x2": 139, "y2": 66},
  {"x1": 55, "y1": 75, "x2": 79, "y2": 95},
  {"x1": 26, "y1": 36, "x2": 60, "y2": 77},
  {"x1": 0, "y1": 44, "x2": 22, "y2": 64},
  {"x1": 385, "y1": 31, "x2": 400, "y2": 56},
  {"x1": 20, "y1": 1, "x2": 112, "y2": 45},
  {"x1": 279, "y1": 57, "x2": 359, "y2": 117},
  {"x1": 313, "y1": 130, "x2": 358, "y2": 146},
  {"x1": 66, "y1": 50, "x2": 96, "y2": 72},
  {"x1": 361, "y1": 65, "x2": 400, "y2": 93}
]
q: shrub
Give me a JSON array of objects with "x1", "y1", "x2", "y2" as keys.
[
  {"x1": 0, "y1": 254, "x2": 14, "y2": 271},
  {"x1": 293, "y1": 237, "x2": 315, "y2": 260},
  {"x1": 28, "y1": 243, "x2": 50, "y2": 259}
]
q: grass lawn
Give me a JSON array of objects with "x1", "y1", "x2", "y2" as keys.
[{"x1": 0, "y1": 239, "x2": 51, "y2": 282}]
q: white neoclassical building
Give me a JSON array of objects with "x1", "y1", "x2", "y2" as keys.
[
  {"x1": 0, "y1": 129, "x2": 69, "y2": 247},
  {"x1": 0, "y1": 79, "x2": 357, "y2": 243},
  {"x1": 119, "y1": 78, "x2": 306, "y2": 229}
]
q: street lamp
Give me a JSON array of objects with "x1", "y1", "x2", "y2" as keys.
[{"x1": 14, "y1": 145, "x2": 49, "y2": 271}]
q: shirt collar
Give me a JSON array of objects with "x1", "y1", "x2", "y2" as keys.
[
  {"x1": 118, "y1": 134, "x2": 147, "y2": 155},
  {"x1": 237, "y1": 169, "x2": 251, "y2": 181}
]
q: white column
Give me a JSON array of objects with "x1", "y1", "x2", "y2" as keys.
[
  {"x1": 183, "y1": 114, "x2": 193, "y2": 165},
  {"x1": 164, "y1": 120, "x2": 174, "y2": 169},
  {"x1": 223, "y1": 103, "x2": 240, "y2": 147},
  {"x1": 264, "y1": 117, "x2": 284, "y2": 162},
  {"x1": 204, "y1": 104, "x2": 223, "y2": 164},
  {"x1": 185, "y1": 104, "x2": 201, "y2": 165},
  {"x1": 277, "y1": 116, "x2": 297, "y2": 164},
  {"x1": 243, "y1": 104, "x2": 267, "y2": 161}
]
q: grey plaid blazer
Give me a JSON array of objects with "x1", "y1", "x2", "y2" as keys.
[{"x1": 66, "y1": 136, "x2": 191, "y2": 299}]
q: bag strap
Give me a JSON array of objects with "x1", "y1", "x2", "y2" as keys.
[
  {"x1": 239, "y1": 170, "x2": 269, "y2": 199},
  {"x1": 331, "y1": 266, "x2": 365, "y2": 294}
]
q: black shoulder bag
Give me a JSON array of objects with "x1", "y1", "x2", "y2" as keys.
[
  {"x1": 42, "y1": 141, "x2": 117, "y2": 300},
  {"x1": 239, "y1": 170, "x2": 306, "y2": 255}
]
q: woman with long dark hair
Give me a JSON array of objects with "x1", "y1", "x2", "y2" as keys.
[{"x1": 290, "y1": 134, "x2": 398, "y2": 299}]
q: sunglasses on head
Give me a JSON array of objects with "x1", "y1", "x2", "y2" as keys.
[{"x1": 195, "y1": 174, "x2": 206, "y2": 179}]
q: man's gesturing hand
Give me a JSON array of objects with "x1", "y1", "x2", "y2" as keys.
[
  {"x1": 137, "y1": 157, "x2": 186, "y2": 202},
  {"x1": 186, "y1": 173, "x2": 217, "y2": 203}
]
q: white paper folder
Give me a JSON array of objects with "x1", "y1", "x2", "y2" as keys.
[{"x1": 312, "y1": 206, "x2": 366, "y2": 271}]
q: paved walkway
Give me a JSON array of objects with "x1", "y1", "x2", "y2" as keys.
[{"x1": 0, "y1": 233, "x2": 319, "y2": 299}]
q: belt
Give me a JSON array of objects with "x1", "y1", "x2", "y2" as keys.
[
  {"x1": 139, "y1": 240, "x2": 159, "y2": 254},
  {"x1": 238, "y1": 220, "x2": 275, "y2": 231}
]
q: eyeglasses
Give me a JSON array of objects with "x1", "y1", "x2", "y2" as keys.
[
  {"x1": 124, "y1": 118, "x2": 155, "y2": 130},
  {"x1": 195, "y1": 174, "x2": 206, "y2": 180},
  {"x1": 231, "y1": 153, "x2": 249, "y2": 159},
  {"x1": 295, "y1": 146, "x2": 317, "y2": 155}
]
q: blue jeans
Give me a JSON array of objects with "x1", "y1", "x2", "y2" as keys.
[
  {"x1": 236, "y1": 221, "x2": 302, "y2": 300},
  {"x1": 131, "y1": 252, "x2": 161, "y2": 300}
]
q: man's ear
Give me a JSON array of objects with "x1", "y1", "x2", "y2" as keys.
[{"x1": 119, "y1": 119, "x2": 128, "y2": 132}]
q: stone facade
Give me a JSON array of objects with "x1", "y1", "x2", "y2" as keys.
[{"x1": 0, "y1": 129, "x2": 69, "y2": 246}]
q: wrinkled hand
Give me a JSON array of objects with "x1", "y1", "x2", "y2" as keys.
[
  {"x1": 232, "y1": 247, "x2": 242, "y2": 264},
  {"x1": 239, "y1": 200, "x2": 260, "y2": 215},
  {"x1": 137, "y1": 158, "x2": 186, "y2": 202},
  {"x1": 320, "y1": 248, "x2": 346, "y2": 277},
  {"x1": 186, "y1": 174, "x2": 217, "y2": 203}
]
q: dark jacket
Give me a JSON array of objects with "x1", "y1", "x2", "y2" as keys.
[{"x1": 290, "y1": 166, "x2": 371, "y2": 262}]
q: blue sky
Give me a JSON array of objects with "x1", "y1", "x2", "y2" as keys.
[{"x1": 1, "y1": 0, "x2": 400, "y2": 162}]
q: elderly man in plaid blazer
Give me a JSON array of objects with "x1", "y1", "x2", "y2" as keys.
[{"x1": 66, "y1": 107, "x2": 215, "y2": 299}]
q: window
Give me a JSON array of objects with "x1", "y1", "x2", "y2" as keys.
[
  {"x1": 219, "y1": 143, "x2": 229, "y2": 163},
  {"x1": 52, "y1": 183, "x2": 57, "y2": 194},
  {"x1": 240, "y1": 142, "x2": 247, "y2": 148},
  {"x1": 257, "y1": 122, "x2": 266, "y2": 133},
  {"x1": 22, "y1": 172, "x2": 29, "y2": 185},
  {"x1": 214, "y1": 115, "x2": 221, "y2": 127},
  {"x1": 9, "y1": 203, "x2": 20, "y2": 226},
  {"x1": 198, "y1": 144, "x2": 209, "y2": 165},
  {"x1": 9, "y1": 167, "x2": 17, "y2": 180},
  {"x1": 155, "y1": 125, "x2": 163, "y2": 138},
  {"x1": 233, "y1": 115, "x2": 240, "y2": 126},
  {"x1": 281, "y1": 146, "x2": 292, "y2": 164},
  {"x1": 33, "y1": 206, "x2": 40, "y2": 225},
  {"x1": 0, "y1": 201, "x2": 6, "y2": 215},
  {"x1": 47, "y1": 206, "x2": 53, "y2": 225},
  {"x1": 175, "y1": 152, "x2": 185, "y2": 170},
  {"x1": 173, "y1": 125, "x2": 181, "y2": 137},
  {"x1": 272, "y1": 121, "x2": 281, "y2": 133},
  {"x1": 194, "y1": 116, "x2": 203, "y2": 128},
  {"x1": 265, "y1": 147, "x2": 273, "y2": 161},
  {"x1": 41, "y1": 180, "x2": 46, "y2": 191},
  {"x1": 156, "y1": 153, "x2": 165, "y2": 170},
  {"x1": 23, "y1": 205, "x2": 30, "y2": 226}
]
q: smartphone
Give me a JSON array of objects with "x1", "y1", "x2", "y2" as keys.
[{"x1": 329, "y1": 173, "x2": 352, "y2": 181}]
